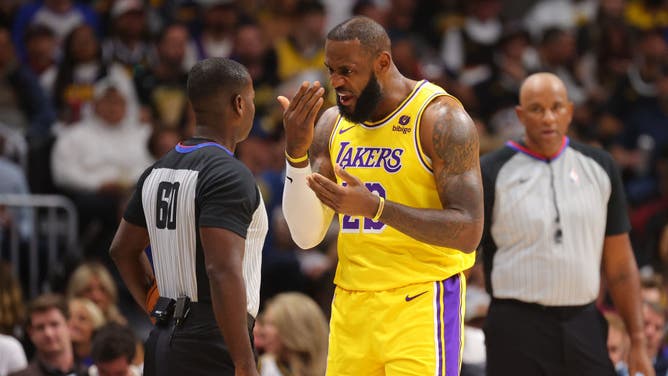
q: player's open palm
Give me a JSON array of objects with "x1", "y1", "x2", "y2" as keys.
[
  {"x1": 277, "y1": 81, "x2": 325, "y2": 157},
  {"x1": 307, "y1": 165, "x2": 379, "y2": 218}
]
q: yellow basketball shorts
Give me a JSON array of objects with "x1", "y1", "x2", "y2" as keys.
[{"x1": 326, "y1": 273, "x2": 466, "y2": 376}]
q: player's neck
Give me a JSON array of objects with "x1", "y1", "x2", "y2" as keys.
[{"x1": 371, "y1": 73, "x2": 417, "y2": 121}]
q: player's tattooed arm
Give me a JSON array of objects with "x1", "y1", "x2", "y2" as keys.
[
  {"x1": 380, "y1": 96, "x2": 484, "y2": 252},
  {"x1": 309, "y1": 106, "x2": 338, "y2": 182}
]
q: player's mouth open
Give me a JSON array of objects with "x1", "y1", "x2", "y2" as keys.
[{"x1": 338, "y1": 93, "x2": 354, "y2": 106}]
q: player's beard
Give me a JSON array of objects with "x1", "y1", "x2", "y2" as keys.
[{"x1": 337, "y1": 73, "x2": 382, "y2": 123}]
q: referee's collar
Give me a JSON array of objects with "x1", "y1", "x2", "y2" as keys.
[
  {"x1": 175, "y1": 138, "x2": 234, "y2": 156},
  {"x1": 506, "y1": 137, "x2": 569, "y2": 162}
]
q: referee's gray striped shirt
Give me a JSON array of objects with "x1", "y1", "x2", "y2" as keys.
[{"x1": 480, "y1": 138, "x2": 629, "y2": 306}]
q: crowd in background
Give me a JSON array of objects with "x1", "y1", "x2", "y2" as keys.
[{"x1": 0, "y1": 0, "x2": 668, "y2": 375}]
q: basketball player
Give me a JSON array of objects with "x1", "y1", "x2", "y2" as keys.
[
  {"x1": 279, "y1": 17, "x2": 483, "y2": 375},
  {"x1": 110, "y1": 58, "x2": 266, "y2": 376}
]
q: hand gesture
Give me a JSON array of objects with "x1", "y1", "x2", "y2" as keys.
[
  {"x1": 306, "y1": 165, "x2": 380, "y2": 218},
  {"x1": 277, "y1": 81, "x2": 325, "y2": 159}
]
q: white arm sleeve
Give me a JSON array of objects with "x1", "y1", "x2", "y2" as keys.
[{"x1": 282, "y1": 162, "x2": 335, "y2": 249}]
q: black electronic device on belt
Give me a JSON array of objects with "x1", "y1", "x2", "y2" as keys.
[
  {"x1": 169, "y1": 296, "x2": 191, "y2": 346},
  {"x1": 151, "y1": 297, "x2": 176, "y2": 326}
]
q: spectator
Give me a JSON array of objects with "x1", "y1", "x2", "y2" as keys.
[
  {"x1": 605, "y1": 310, "x2": 631, "y2": 376},
  {"x1": 0, "y1": 333, "x2": 27, "y2": 376},
  {"x1": 0, "y1": 263, "x2": 25, "y2": 339},
  {"x1": 133, "y1": 23, "x2": 192, "y2": 132},
  {"x1": 51, "y1": 79, "x2": 151, "y2": 255},
  {"x1": 66, "y1": 262, "x2": 126, "y2": 325},
  {"x1": 52, "y1": 24, "x2": 136, "y2": 124},
  {"x1": 68, "y1": 298, "x2": 106, "y2": 369},
  {"x1": 0, "y1": 25, "x2": 55, "y2": 141},
  {"x1": 102, "y1": 0, "x2": 151, "y2": 73},
  {"x1": 187, "y1": 1, "x2": 240, "y2": 62},
  {"x1": 87, "y1": 323, "x2": 140, "y2": 376},
  {"x1": 274, "y1": 0, "x2": 327, "y2": 83},
  {"x1": 440, "y1": 0, "x2": 504, "y2": 86},
  {"x1": 9, "y1": 293, "x2": 86, "y2": 376},
  {"x1": 257, "y1": 292, "x2": 328, "y2": 376},
  {"x1": 11, "y1": 0, "x2": 99, "y2": 60},
  {"x1": 23, "y1": 25, "x2": 59, "y2": 100},
  {"x1": 642, "y1": 300, "x2": 668, "y2": 375}
]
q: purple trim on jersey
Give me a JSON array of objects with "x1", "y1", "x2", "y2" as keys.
[
  {"x1": 435, "y1": 281, "x2": 443, "y2": 376},
  {"x1": 175, "y1": 142, "x2": 233, "y2": 156},
  {"x1": 506, "y1": 137, "x2": 569, "y2": 162},
  {"x1": 363, "y1": 80, "x2": 427, "y2": 128},
  {"x1": 442, "y1": 275, "x2": 462, "y2": 375}
]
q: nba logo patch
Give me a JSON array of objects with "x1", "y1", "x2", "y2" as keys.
[
  {"x1": 399, "y1": 115, "x2": 410, "y2": 125},
  {"x1": 569, "y1": 168, "x2": 579, "y2": 184}
]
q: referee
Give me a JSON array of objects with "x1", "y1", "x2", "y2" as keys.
[
  {"x1": 110, "y1": 58, "x2": 267, "y2": 376},
  {"x1": 480, "y1": 72, "x2": 653, "y2": 376}
]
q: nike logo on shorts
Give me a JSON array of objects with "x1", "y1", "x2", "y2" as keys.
[
  {"x1": 286, "y1": 176, "x2": 293, "y2": 183},
  {"x1": 405, "y1": 291, "x2": 428, "y2": 302}
]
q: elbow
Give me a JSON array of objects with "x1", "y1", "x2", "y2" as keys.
[
  {"x1": 108, "y1": 244, "x2": 121, "y2": 264},
  {"x1": 289, "y1": 226, "x2": 326, "y2": 250},
  {"x1": 454, "y1": 219, "x2": 483, "y2": 254}
]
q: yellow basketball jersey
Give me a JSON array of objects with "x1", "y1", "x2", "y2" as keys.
[{"x1": 328, "y1": 80, "x2": 475, "y2": 291}]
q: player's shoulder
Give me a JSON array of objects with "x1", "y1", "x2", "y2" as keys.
[{"x1": 316, "y1": 105, "x2": 340, "y2": 129}]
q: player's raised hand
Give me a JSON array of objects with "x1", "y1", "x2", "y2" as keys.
[
  {"x1": 306, "y1": 165, "x2": 379, "y2": 218},
  {"x1": 277, "y1": 81, "x2": 325, "y2": 160}
]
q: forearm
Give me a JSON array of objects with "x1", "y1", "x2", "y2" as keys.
[
  {"x1": 283, "y1": 163, "x2": 335, "y2": 249},
  {"x1": 607, "y1": 264, "x2": 645, "y2": 345},
  {"x1": 379, "y1": 200, "x2": 482, "y2": 252},
  {"x1": 111, "y1": 250, "x2": 153, "y2": 311},
  {"x1": 208, "y1": 269, "x2": 256, "y2": 372}
]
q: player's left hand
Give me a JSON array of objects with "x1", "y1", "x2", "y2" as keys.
[{"x1": 307, "y1": 165, "x2": 380, "y2": 218}]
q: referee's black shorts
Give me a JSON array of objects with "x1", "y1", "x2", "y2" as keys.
[
  {"x1": 143, "y1": 302, "x2": 255, "y2": 376},
  {"x1": 484, "y1": 298, "x2": 616, "y2": 376}
]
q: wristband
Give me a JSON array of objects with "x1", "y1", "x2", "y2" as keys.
[
  {"x1": 372, "y1": 196, "x2": 385, "y2": 221},
  {"x1": 285, "y1": 150, "x2": 309, "y2": 164}
]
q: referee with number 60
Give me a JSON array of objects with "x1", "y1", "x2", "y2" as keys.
[{"x1": 110, "y1": 58, "x2": 267, "y2": 376}]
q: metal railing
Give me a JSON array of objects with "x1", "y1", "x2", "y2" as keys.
[{"x1": 0, "y1": 194, "x2": 79, "y2": 297}]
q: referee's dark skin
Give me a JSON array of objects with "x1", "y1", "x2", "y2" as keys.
[{"x1": 110, "y1": 59, "x2": 259, "y2": 376}]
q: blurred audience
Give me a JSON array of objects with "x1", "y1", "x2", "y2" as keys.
[
  {"x1": 102, "y1": 0, "x2": 151, "y2": 73},
  {"x1": 642, "y1": 299, "x2": 668, "y2": 375},
  {"x1": 133, "y1": 23, "x2": 191, "y2": 132},
  {"x1": 86, "y1": 323, "x2": 141, "y2": 376},
  {"x1": 66, "y1": 262, "x2": 126, "y2": 325},
  {"x1": 0, "y1": 263, "x2": 25, "y2": 339},
  {"x1": 257, "y1": 292, "x2": 328, "y2": 376},
  {"x1": 605, "y1": 311, "x2": 631, "y2": 376},
  {"x1": 0, "y1": 25, "x2": 55, "y2": 141},
  {"x1": 9, "y1": 293, "x2": 86, "y2": 376},
  {"x1": 0, "y1": 333, "x2": 27, "y2": 376},
  {"x1": 68, "y1": 298, "x2": 105, "y2": 369}
]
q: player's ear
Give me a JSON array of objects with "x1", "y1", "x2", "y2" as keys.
[{"x1": 376, "y1": 51, "x2": 391, "y2": 74}]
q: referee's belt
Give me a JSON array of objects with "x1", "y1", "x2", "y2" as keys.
[
  {"x1": 154, "y1": 298, "x2": 255, "y2": 332},
  {"x1": 492, "y1": 298, "x2": 594, "y2": 319}
]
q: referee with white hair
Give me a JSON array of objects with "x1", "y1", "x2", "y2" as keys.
[
  {"x1": 110, "y1": 57, "x2": 267, "y2": 376},
  {"x1": 480, "y1": 72, "x2": 653, "y2": 376}
]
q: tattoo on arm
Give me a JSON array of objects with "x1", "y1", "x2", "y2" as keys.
[
  {"x1": 431, "y1": 103, "x2": 483, "y2": 241},
  {"x1": 310, "y1": 108, "x2": 337, "y2": 180},
  {"x1": 432, "y1": 106, "x2": 479, "y2": 174}
]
